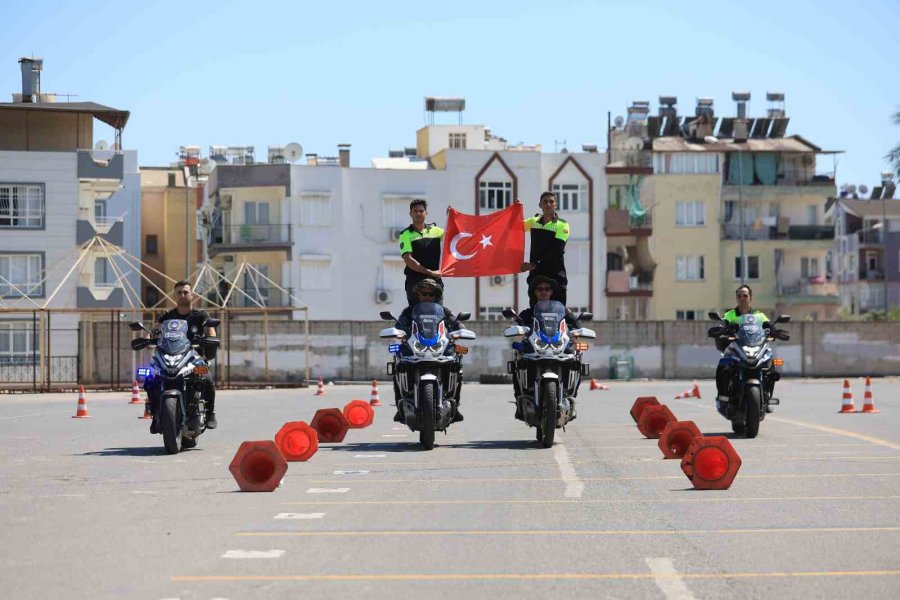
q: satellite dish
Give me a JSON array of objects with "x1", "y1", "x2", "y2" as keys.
[
  {"x1": 848, "y1": 184, "x2": 857, "y2": 195},
  {"x1": 624, "y1": 136, "x2": 644, "y2": 151},
  {"x1": 858, "y1": 185, "x2": 869, "y2": 196},
  {"x1": 284, "y1": 142, "x2": 303, "y2": 163},
  {"x1": 94, "y1": 140, "x2": 109, "y2": 151},
  {"x1": 614, "y1": 115, "x2": 625, "y2": 128},
  {"x1": 199, "y1": 160, "x2": 216, "y2": 175}
]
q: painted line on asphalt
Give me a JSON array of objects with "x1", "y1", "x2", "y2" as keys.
[
  {"x1": 353, "y1": 454, "x2": 386, "y2": 458},
  {"x1": 646, "y1": 558, "x2": 695, "y2": 600},
  {"x1": 282, "y1": 495, "x2": 900, "y2": 506},
  {"x1": 221, "y1": 550, "x2": 285, "y2": 559},
  {"x1": 381, "y1": 434, "x2": 408, "y2": 438},
  {"x1": 275, "y1": 513, "x2": 325, "y2": 520},
  {"x1": 297, "y1": 473, "x2": 900, "y2": 484},
  {"x1": 768, "y1": 416, "x2": 900, "y2": 452},
  {"x1": 0, "y1": 412, "x2": 48, "y2": 420},
  {"x1": 237, "y1": 526, "x2": 900, "y2": 538},
  {"x1": 332, "y1": 470, "x2": 369, "y2": 475},
  {"x1": 173, "y1": 569, "x2": 900, "y2": 582},
  {"x1": 552, "y1": 444, "x2": 583, "y2": 498},
  {"x1": 305, "y1": 488, "x2": 350, "y2": 494}
]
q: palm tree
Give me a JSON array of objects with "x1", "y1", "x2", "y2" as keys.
[{"x1": 888, "y1": 110, "x2": 900, "y2": 177}]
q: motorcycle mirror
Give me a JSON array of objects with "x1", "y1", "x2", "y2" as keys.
[
  {"x1": 456, "y1": 312, "x2": 471, "y2": 322},
  {"x1": 128, "y1": 321, "x2": 146, "y2": 332},
  {"x1": 577, "y1": 312, "x2": 593, "y2": 322},
  {"x1": 775, "y1": 314, "x2": 791, "y2": 324},
  {"x1": 130, "y1": 338, "x2": 150, "y2": 350},
  {"x1": 379, "y1": 311, "x2": 395, "y2": 321},
  {"x1": 775, "y1": 330, "x2": 791, "y2": 341},
  {"x1": 205, "y1": 318, "x2": 221, "y2": 328},
  {"x1": 708, "y1": 311, "x2": 723, "y2": 321},
  {"x1": 707, "y1": 326, "x2": 724, "y2": 338},
  {"x1": 502, "y1": 308, "x2": 517, "y2": 320}
]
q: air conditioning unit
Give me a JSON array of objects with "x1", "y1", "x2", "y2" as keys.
[
  {"x1": 390, "y1": 227, "x2": 406, "y2": 242},
  {"x1": 220, "y1": 194, "x2": 232, "y2": 210},
  {"x1": 489, "y1": 275, "x2": 510, "y2": 287},
  {"x1": 375, "y1": 289, "x2": 392, "y2": 304}
]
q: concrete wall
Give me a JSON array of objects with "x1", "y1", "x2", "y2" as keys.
[{"x1": 83, "y1": 319, "x2": 900, "y2": 384}]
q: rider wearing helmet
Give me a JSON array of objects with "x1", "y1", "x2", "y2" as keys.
[{"x1": 716, "y1": 284, "x2": 770, "y2": 406}]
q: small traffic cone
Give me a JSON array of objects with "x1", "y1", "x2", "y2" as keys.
[
  {"x1": 72, "y1": 385, "x2": 92, "y2": 418},
  {"x1": 369, "y1": 379, "x2": 382, "y2": 407},
  {"x1": 589, "y1": 379, "x2": 609, "y2": 391},
  {"x1": 139, "y1": 403, "x2": 153, "y2": 419},
  {"x1": 129, "y1": 381, "x2": 142, "y2": 404},
  {"x1": 314, "y1": 377, "x2": 326, "y2": 396},
  {"x1": 674, "y1": 383, "x2": 701, "y2": 400},
  {"x1": 838, "y1": 379, "x2": 855, "y2": 413},
  {"x1": 860, "y1": 376, "x2": 879, "y2": 413}
]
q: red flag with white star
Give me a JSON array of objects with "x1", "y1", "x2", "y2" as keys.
[{"x1": 440, "y1": 203, "x2": 525, "y2": 277}]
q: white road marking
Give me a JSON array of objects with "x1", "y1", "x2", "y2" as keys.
[
  {"x1": 0, "y1": 412, "x2": 45, "y2": 420},
  {"x1": 275, "y1": 513, "x2": 325, "y2": 520},
  {"x1": 645, "y1": 558, "x2": 696, "y2": 600},
  {"x1": 306, "y1": 488, "x2": 350, "y2": 494},
  {"x1": 129, "y1": 490, "x2": 159, "y2": 495},
  {"x1": 333, "y1": 470, "x2": 369, "y2": 475},
  {"x1": 222, "y1": 549, "x2": 285, "y2": 559},
  {"x1": 382, "y1": 434, "x2": 408, "y2": 438},
  {"x1": 552, "y1": 443, "x2": 583, "y2": 498},
  {"x1": 392, "y1": 426, "x2": 407, "y2": 430},
  {"x1": 354, "y1": 454, "x2": 386, "y2": 458}
]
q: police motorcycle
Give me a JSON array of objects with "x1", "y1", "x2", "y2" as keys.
[
  {"x1": 501, "y1": 301, "x2": 595, "y2": 448},
  {"x1": 379, "y1": 303, "x2": 475, "y2": 450},
  {"x1": 707, "y1": 312, "x2": 790, "y2": 438},
  {"x1": 129, "y1": 318, "x2": 220, "y2": 454}
]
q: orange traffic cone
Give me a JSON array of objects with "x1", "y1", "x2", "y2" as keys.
[
  {"x1": 369, "y1": 379, "x2": 382, "y2": 407},
  {"x1": 589, "y1": 379, "x2": 609, "y2": 391},
  {"x1": 129, "y1": 381, "x2": 142, "y2": 404},
  {"x1": 860, "y1": 376, "x2": 879, "y2": 413},
  {"x1": 72, "y1": 385, "x2": 92, "y2": 418},
  {"x1": 674, "y1": 383, "x2": 701, "y2": 400},
  {"x1": 139, "y1": 402, "x2": 153, "y2": 419},
  {"x1": 314, "y1": 377, "x2": 326, "y2": 396},
  {"x1": 838, "y1": 379, "x2": 855, "y2": 413}
]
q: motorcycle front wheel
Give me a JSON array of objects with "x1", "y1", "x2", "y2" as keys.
[
  {"x1": 745, "y1": 386, "x2": 761, "y2": 439},
  {"x1": 160, "y1": 396, "x2": 180, "y2": 454},
  {"x1": 540, "y1": 380, "x2": 558, "y2": 448},
  {"x1": 418, "y1": 383, "x2": 435, "y2": 451}
]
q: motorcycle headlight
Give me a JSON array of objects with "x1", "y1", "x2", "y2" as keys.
[{"x1": 742, "y1": 346, "x2": 760, "y2": 357}]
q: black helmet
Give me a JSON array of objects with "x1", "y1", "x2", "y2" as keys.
[
  {"x1": 413, "y1": 278, "x2": 443, "y2": 300},
  {"x1": 529, "y1": 275, "x2": 559, "y2": 293}
]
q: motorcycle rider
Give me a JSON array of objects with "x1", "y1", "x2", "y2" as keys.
[
  {"x1": 512, "y1": 275, "x2": 581, "y2": 420},
  {"x1": 392, "y1": 278, "x2": 464, "y2": 424},
  {"x1": 715, "y1": 284, "x2": 770, "y2": 410},
  {"x1": 148, "y1": 281, "x2": 219, "y2": 431}
]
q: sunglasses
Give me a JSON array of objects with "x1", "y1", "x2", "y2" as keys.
[
  {"x1": 419, "y1": 292, "x2": 436, "y2": 297},
  {"x1": 535, "y1": 287, "x2": 552, "y2": 292}
]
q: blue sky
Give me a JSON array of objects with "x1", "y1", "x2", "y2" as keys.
[{"x1": 3, "y1": 0, "x2": 898, "y2": 188}]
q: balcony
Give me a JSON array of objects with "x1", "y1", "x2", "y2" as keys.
[
  {"x1": 209, "y1": 225, "x2": 293, "y2": 257},
  {"x1": 721, "y1": 222, "x2": 834, "y2": 242},
  {"x1": 604, "y1": 209, "x2": 652, "y2": 236},
  {"x1": 858, "y1": 229, "x2": 882, "y2": 245},
  {"x1": 77, "y1": 150, "x2": 124, "y2": 180},
  {"x1": 76, "y1": 208, "x2": 125, "y2": 245},
  {"x1": 606, "y1": 270, "x2": 653, "y2": 297},
  {"x1": 606, "y1": 149, "x2": 652, "y2": 174},
  {"x1": 225, "y1": 287, "x2": 296, "y2": 308},
  {"x1": 778, "y1": 278, "x2": 838, "y2": 299}
]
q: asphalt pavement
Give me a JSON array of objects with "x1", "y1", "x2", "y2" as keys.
[{"x1": 1, "y1": 377, "x2": 898, "y2": 599}]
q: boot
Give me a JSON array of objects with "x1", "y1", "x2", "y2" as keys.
[
  {"x1": 205, "y1": 411, "x2": 217, "y2": 429},
  {"x1": 452, "y1": 408, "x2": 464, "y2": 423},
  {"x1": 149, "y1": 415, "x2": 159, "y2": 434},
  {"x1": 393, "y1": 409, "x2": 403, "y2": 423}
]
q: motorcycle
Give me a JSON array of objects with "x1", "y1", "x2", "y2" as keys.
[
  {"x1": 707, "y1": 311, "x2": 790, "y2": 438},
  {"x1": 502, "y1": 301, "x2": 595, "y2": 448},
  {"x1": 379, "y1": 303, "x2": 475, "y2": 450},
  {"x1": 129, "y1": 318, "x2": 220, "y2": 454}
]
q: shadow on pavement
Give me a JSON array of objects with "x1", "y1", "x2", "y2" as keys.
[
  {"x1": 79, "y1": 446, "x2": 171, "y2": 457},
  {"x1": 324, "y1": 442, "x2": 422, "y2": 453},
  {"x1": 439, "y1": 439, "x2": 537, "y2": 451},
  {"x1": 701, "y1": 432, "x2": 743, "y2": 440}
]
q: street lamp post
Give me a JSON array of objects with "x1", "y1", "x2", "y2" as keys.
[{"x1": 706, "y1": 136, "x2": 746, "y2": 284}]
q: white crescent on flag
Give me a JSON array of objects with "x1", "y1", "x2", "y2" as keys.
[{"x1": 449, "y1": 232, "x2": 477, "y2": 260}]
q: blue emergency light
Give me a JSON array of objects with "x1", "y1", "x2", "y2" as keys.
[
  {"x1": 136, "y1": 367, "x2": 152, "y2": 377},
  {"x1": 388, "y1": 343, "x2": 401, "y2": 353}
]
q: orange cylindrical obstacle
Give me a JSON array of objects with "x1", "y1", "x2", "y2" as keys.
[
  {"x1": 637, "y1": 404, "x2": 676, "y2": 439},
  {"x1": 310, "y1": 408, "x2": 349, "y2": 443},
  {"x1": 72, "y1": 385, "x2": 92, "y2": 418},
  {"x1": 838, "y1": 379, "x2": 855, "y2": 413},
  {"x1": 229, "y1": 440, "x2": 288, "y2": 492},
  {"x1": 275, "y1": 421, "x2": 319, "y2": 461},
  {"x1": 314, "y1": 377, "x2": 326, "y2": 396},
  {"x1": 630, "y1": 396, "x2": 660, "y2": 423},
  {"x1": 343, "y1": 400, "x2": 375, "y2": 429},
  {"x1": 589, "y1": 379, "x2": 609, "y2": 391},
  {"x1": 860, "y1": 376, "x2": 879, "y2": 413},
  {"x1": 369, "y1": 380, "x2": 382, "y2": 406},
  {"x1": 658, "y1": 420, "x2": 702, "y2": 459},
  {"x1": 129, "y1": 381, "x2": 142, "y2": 404},
  {"x1": 680, "y1": 435, "x2": 742, "y2": 490},
  {"x1": 139, "y1": 402, "x2": 153, "y2": 419},
  {"x1": 674, "y1": 383, "x2": 701, "y2": 400}
]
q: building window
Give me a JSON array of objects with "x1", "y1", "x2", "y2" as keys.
[
  {"x1": 381, "y1": 257, "x2": 405, "y2": 291},
  {"x1": 675, "y1": 256, "x2": 705, "y2": 281},
  {"x1": 478, "y1": 306, "x2": 506, "y2": 321},
  {"x1": 449, "y1": 133, "x2": 467, "y2": 149},
  {"x1": 146, "y1": 286, "x2": 160, "y2": 307},
  {"x1": 0, "y1": 254, "x2": 43, "y2": 297},
  {"x1": 734, "y1": 256, "x2": 760, "y2": 280},
  {"x1": 675, "y1": 201, "x2": 705, "y2": 226},
  {"x1": 299, "y1": 256, "x2": 332, "y2": 290},
  {"x1": 0, "y1": 322, "x2": 36, "y2": 365},
  {"x1": 479, "y1": 181, "x2": 512, "y2": 211},
  {"x1": 801, "y1": 257, "x2": 820, "y2": 278},
  {"x1": 552, "y1": 183, "x2": 588, "y2": 212},
  {"x1": 653, "y1": 153, "x2": 719, "y2": 174},
  {"x1": 94, "y1": 257, "x2": 116, "y2": 287},
  {"x1": 0, "y1": 184, "x2": 44, "y2": 228},
  {"x1": 298, "y1": 194, "x2": 332, "y2": 227},
  {"x1": 569, "y1": 241, "x2": 590, "y2": 275},
  {"x1": 382, "y1": 195, "x2": 424, "y2": 228},
  {"x1": 168, "y1": 173, "x2": 177, "y2": 187},
  {"x1": 676, "y1": 310, "x2": 704, "y2": 320},
  {"x1": 145, "y1": 235, "x2": 158, "y2": 255},
  {"x1": 244, "y1": 201, "x2": 270, "y2": 225}
]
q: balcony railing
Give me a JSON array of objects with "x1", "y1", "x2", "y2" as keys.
[
  {"x1": 607, "y1": 149, "x2": 652, "y2": 169},
  {"x1": 787, "y1": 225, "x2": 834, "y2": 240},
  {"x1": 210, "y1": 225, "x2": 292, "y2": 246},
  {"x1": 606, "y1": 270, "x2": 653, "y2": 295},
  {"x1": 604, "y1": 209, "x2": 652, "y2": 235},
  {"x1": 721, "y1": 222, "x2": 774, "y2": 240},
  {"x1": 224, "y1": 287, "x2": 295, "y2": 308},
  {"x1": 858, "y1": 229, "x2": 882, "y2": 245},
  {"x1": 779, "y1": 279, "x2": 837, "y2": 297},
  {"x1": 721, "y1": 222, "x2": 835, "y2": 241}
]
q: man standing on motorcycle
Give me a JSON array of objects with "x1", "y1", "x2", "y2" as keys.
[
  {"x1": 392, "y1": 278, "x2": 464, "y2": 423},
  {"x1": 399, "y1": 199, "x2": 444, "y2": 306},
  {"x1": 716, "y1": 284, "x2": 770, "y2": 407},
  {"x1": 152, "y1": 281, "x2": 219, "y2": 430},
  {"x1": 518, "y1": 193, "x2": 571, "y2": 306}
]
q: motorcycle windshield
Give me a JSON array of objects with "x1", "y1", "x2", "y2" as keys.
[
  {"x1": 158, "y1": 320, "x2": 191, "y2": 355},
  {"x1": 533, "y1": 300, "x2": 566, "y2": 341},
  {"x1": 411, "y1": 302, "x2": 446, "y2": 343},
  {"x1": 736, "y1": 318, "x2": 766, "y2": 347}
]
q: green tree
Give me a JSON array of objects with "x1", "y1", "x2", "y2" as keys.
[{"x1": 888, "y1": 110, "x2": 900, "y2": 178}]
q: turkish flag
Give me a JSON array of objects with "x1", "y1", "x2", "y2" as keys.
[{"x1": 441, "y1": 203, "x2": 525, "y2": 277}]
